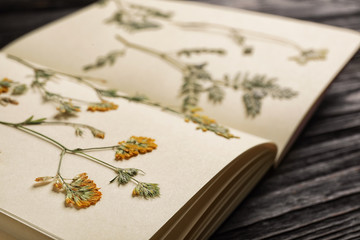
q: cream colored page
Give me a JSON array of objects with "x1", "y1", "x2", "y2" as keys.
[
  {"x1": 0, "y1": 53, "x2": 268, "y2": 239},
  {"x1": 3, "y1": 0, "x2": 360, "y2": 160}
]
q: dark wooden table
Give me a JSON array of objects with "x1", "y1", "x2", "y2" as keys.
[{"x1": 1, "y1": 1, "x2": 359, "y2": 239}]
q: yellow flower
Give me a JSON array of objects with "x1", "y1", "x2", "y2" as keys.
[{"x1": 87, "y1": 101, "x2": 118, "y2": 112}]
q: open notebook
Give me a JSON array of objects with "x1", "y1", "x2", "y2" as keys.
[{"x1": 0, "y1": 0, "x2": 359, "y2": 239}]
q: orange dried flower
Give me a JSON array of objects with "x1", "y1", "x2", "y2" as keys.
[
  {"x1": 185, "y1": 111, "x2": 238, "y2": 139},
  {"x1": 87, "y1": 101, "x2": 118, "y2": 112},
  {"x1": 115, "y1": 136, "x2": 157, "y2": 160},
  {"x1": 34, "y1": 176, "x2": 53, "y2": 182},
  {"x1": 90, "y1": 128, "x2": 105, "y2": 139},
  {"x1": 0, "y1": 78, "x2": 12, "y2": 94},
  {"x1": 0, "y1": 87, "x2": 9, "y2": 94},
  {"x1": 64, "y1": 173, "x2": 102, "y2": 209},
  {"x1": 53, "y1": 179, "x2": 63, "y2": 191}
]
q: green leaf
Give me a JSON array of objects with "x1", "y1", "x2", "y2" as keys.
[
  {"x1": 270, "y1": 87, "x2": 298, "y2": 99},
  {"x1": 107, "y1": 11, "x2": 161, "y2": 32},
  {"x1": 207, "y1": 85, "x2": 225, "y2": 104},
  {"x1": 177, "y1": 48, "x2": 226, "y2": 57},
  {"x1": 83, "y1": 51, "x2": 125, "y2": 71},
  {"x1": 23, "y1": 116, "x2": 46, "y2": 125},
  {"x1": 243, "y1": 93, "x2": 262, "y2": 117},
  {"x1": 129, "y1": 4, "x2": 173, "y2": 19},
  {"x1": 127, "y1": 94, "x2": 148, "y2": 102}
]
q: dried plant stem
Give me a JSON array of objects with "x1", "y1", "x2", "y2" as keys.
[
  {"x1": 33, "y1": 82, "x2": 92, "y2": 105},
  {"x1": 7, "y1": 54, "x2": 106, "y2": 84},
  {"x1": 7, "y1": 54, "x2": 108, "y2": 104},
  {"x1": 57, "y1": 150, "x2": 66, "y2": 175},
  {"x1": 7, "y1": 54, "x2": 124, "y2": 115},
  {"x1": 111, "y1": 0, "x2": 304, "y2": 53},
  {"x1": 115, "y1": 35, "x2": 186, "y2": 71},
  {"x1": 75, "y1": 146, "x2": 118, "y2": 152},
  {"x1": 0, "y1": 120, "x2": 117, "y2": 172},
  {"x1": 116, "y1": 94, "x2": 181, "y2": 114},
  {"x1": 171, "y1": 21, "x2": 304, "y2": 52},
  {"x1": 75, "y1": 152, "x2": 118, "y2": 171}
]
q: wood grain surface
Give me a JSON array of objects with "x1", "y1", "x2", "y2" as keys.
[{"x1": 0, "y1": 1, "x2": 359, "y2": 239}]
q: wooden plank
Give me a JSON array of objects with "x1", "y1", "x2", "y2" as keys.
[
  {"x1": 212, "y1": 193, "x2": 360, "y2": 239},
  {"x1": 0, "y1": 0, "x2": 96, "y2": 10},
  {"x1": 190, "y1": 0, "x2": 360, "y2": 20}
]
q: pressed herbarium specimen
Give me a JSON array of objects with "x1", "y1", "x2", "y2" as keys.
[
  {"x1": 0, "y1": 116, "x2": 160, "y2": 208},
  {"x1": 84, "y1": 34, "x2": 298, "y2": 118},
  {"x1": 5, "y1": 54, "x2": 238, "y2": 139},
  {"x1": 101, "y1": 0, "x2": 328, "y2": 64},
  {"x1": 84, "y1": 0, "x2": 308, "y2": 120},
  {"x1": 0, "y1": 77, "x2": 24, "y2": 106},
  {"x1": 7, "y1": 55, "x2": 119, "y2": 118}
]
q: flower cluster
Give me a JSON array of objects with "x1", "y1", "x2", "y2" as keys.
[
  {"x1": 87, "y1": 101, "x2": 119, "y2": 112},
  {"x1": 90, "y1": 128, "x2": 105, "y2": 139},
  {"x1": 132, "y1": 182, "x2": 160, "y2": 199},
  {"x1": 57, "y1": 101, "x2": 81, "y2": 114},
  {"x1": 35, "y1": 173, "x2": 102, "y2": 209},
  {"x1": 0, "y1": 78, "x2": 12, "y2": 94},
  {"x1": 110, "y1": 168, "x2": 160, "y2": 199},
  {"x1": 64, "y1": 173, "x2": 102, "y2": 208},
  {"x1": 0, "y1": 78, "x2": 27, "y2": 106},
  {"x1": 115, "y1": 136, "x2": 157, "y2": 160},
  {"x1": 185, "y1": 108, "x2": 239, "y2": 139}
]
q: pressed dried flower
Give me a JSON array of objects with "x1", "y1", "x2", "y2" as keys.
[
  {"x1": 35, "y1": 176, "x2": 54, "y2": 182},
  {"x1": 115, "y1": 136, "x2": 157, "y2": 160},
  {"x1": 110, "y1": 168, "x2": 140, "y2": 185},
  {"x1": 87, "y1": 101, "x2": 118, "y2": 112},
  {"x1": 90, "y1": 128, "x2": 105, "y2": 139},
  {"x1": 132, "y1": 182, "x2": 160, "y2": 199},
  {"x1": 53, "y1": 178, "x2": 64, "y2": 191},
  {"x1": 185, "y1": 110, "x2": 239, "y2": 139},
  {"x1": 0, "y1": 78, "x2": 12, "y2": 94},
  {"x1": 57, "y1": 101, "x2": 81, "y2": 114},
  {"x1": 290, "y1": 49, "x2": 328, "y2": 65},
  {"x1": 64, "y1": 173, "x2": 102, "y2": 209},
  {"x1": 0, "y1": 87, "x2": 9, "y2": 94}
]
